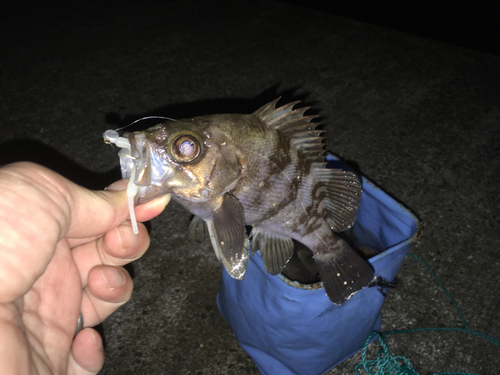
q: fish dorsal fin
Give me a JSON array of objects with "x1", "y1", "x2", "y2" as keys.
[
  {"x1": 314, "y1": 168, "x2": 362, "y2": 232},
  {"x1": 250, "y1": 228, "x2": 294, "y2": 275},
  {"x1": 253, "y1": 98, "x2": 324, "y2": 164},
  {"x1": 188, "y1": 215, "x2": 209, "y2": 243},
  {"x1": 208, "y1": 194, "x2": 249, "y2": 280},
  {"x1": 253, "y1": 99, "x2": 361, "y2": 231}
]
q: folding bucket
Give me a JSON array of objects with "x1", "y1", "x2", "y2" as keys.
[{"x1": 217, "y1": 155, "x2": 420, "y2": 375}]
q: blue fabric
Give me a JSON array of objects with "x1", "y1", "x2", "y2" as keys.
[{"x1": 217, "y1": 155, "x2": 420, "y2": 375}]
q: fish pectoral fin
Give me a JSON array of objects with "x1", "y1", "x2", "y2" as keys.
[
  {"x1": 211, "y1": 194, "x2": 249, "y2": 280},
  {"x1": 188, "y1": 215, "x2": 209, "y2": 243},
  {"x1": 315, "y1": 238, "x2": 374, "y2": 305},
  {"x1": 250, "y1": 229, "x2": 294, "y2": 275},
  {"x1": 314, "y1": 168, "x2": 362, "y2": 232}
]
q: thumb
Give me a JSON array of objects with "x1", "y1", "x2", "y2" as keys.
[{"x1": 68, "y1": 328, "x2": 104, "y2": 375}]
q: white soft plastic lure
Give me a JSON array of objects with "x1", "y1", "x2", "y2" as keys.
[
  {"x1": 103, "y1": 116, "x2": 177, "y2": 234},
  {"x1": 103, "y1": 129, "x2": 140, "y2": 234}
]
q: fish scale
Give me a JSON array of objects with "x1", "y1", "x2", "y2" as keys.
[{"x1": 104, "y1": 98, "x2": 375, "y2": 305}]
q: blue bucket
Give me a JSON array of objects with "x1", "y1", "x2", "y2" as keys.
[{"x1": 217, "y1": 155, "x2": 420, "y2": 375}]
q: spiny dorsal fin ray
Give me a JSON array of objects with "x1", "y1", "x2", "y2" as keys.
[
  {"x1": 250, "y1": 228, "x2": 294, "y2": 275},
  {"x1": 292, "y1": 130, "x2": 326, "y2": 139},
  {"x1": 315, "y1": 169, "x2": 362, "y2": 232},
  {"x1": 259, "y1": 101, "x2": 303, "y2": 122},
  {"x1": 273, "y1": 115, "x2": 319, "y2": 131},
  {"x1": 253, "y1": 98, "x2": 325, "y2": 165},
  {"x1": 271, "y1": 106, "x2": 312, "y2": 124},
  {"x1": 252, "y1": 97, "x2": 282, "y2": 119}
]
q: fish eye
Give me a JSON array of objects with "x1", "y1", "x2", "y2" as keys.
[
  {"x1": 179, "y1": 139, "x2": 195, "y2": 156},
  {"x1": 169, "y1": 132, "x2": 202, "y2": 163}
]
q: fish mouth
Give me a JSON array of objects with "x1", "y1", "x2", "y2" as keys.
[{"x1": 118, "y1": 132, "x2": 173, "y2": 204}]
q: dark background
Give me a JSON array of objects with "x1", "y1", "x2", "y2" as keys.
[
  {"x1": 1, "y1": 1, "x2": 499, "y2": 374},
  {"x1": 283, "y1": 0, "x2": 500, "y2": 56}
]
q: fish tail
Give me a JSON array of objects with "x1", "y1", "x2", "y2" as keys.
[{"x1": 315, "y1": 239, "x2": 374, "y2": 305}]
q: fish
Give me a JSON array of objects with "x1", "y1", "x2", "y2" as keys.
[{"x1": 103, "y1": 98, "x2": 375, "y2": 305}]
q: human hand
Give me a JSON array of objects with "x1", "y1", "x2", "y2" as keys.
[{"x1": 0, "y1": 162, "x2": 170, "y2": 375}]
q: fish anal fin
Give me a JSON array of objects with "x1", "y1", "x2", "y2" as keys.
[
  {"x1": 315, "y1": 239, "x2": 374, "y2": 305},
  {"x1": 212, "y1": 194, "x2": 248, "y2": 280},
  {"x1": 188, "y1": 215, "x2": 209, "y2": 243},
  {"x1": 250, "y1": 229, "x2": 294, "y2": 275},
  {"x1": 315, "y1": 168, "x2": 362, "y2": 232}
]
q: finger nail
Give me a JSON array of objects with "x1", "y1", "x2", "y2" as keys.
[
  {"x1": 115, "y1": 221, "x2": 141, "y2": 251},
  {"x1": 91, "y1": 330, "x2": 104, "y2": 351},
  {"x1": 99, "y1": 267, "x2": 126, "y2": 289}
]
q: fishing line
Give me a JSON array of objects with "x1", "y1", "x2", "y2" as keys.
[
  {"x1": 114, "y1": 115, "x2": 178, "y2": 132},
  {"x1": 355, "y1": 253, "x2": 500, "y2": 375},
  {"x1": 103, "y1": 116, "x2": 178, "y2": 145},
  {"x1": 102, "y1": 116, "x2": 177, "y2": 147}
]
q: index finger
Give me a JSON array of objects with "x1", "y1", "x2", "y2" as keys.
[
  {"x1": 67, "y1": 191, "x2": 171, "y2": 248},
  {"x1": 0, "y1": 162, "x2": 168, "y2": 303},
  {"x1": 67, "y1": 181, "x2": 170, "y2": 240}
]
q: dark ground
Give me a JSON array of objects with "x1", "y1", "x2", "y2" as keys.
[{"x1": 1, "y1": 1, "x2": 499, "y2": 374}]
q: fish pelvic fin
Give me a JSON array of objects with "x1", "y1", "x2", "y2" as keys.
[
  {"x1": 314, "y1": 168, "x2": 362, "y2": 232},
  {"x1": 188, "y1": 215, "x2": 209, "y2": 243},
  {"x1": 315, "y1": 238, "x2": 374, "y2": 305},
  {"x1": 250, "y1": 229, "x2": 294, "y2": 275},
  {"x1": 209, "y1": 194, "x2": 249, "y2": 280},
  {"x1": 253, "y1": 98, "x2": 325, "y2": 164}
]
